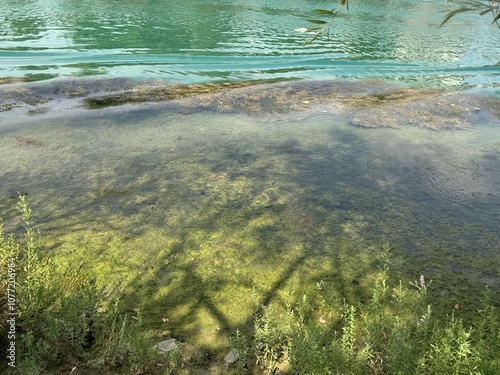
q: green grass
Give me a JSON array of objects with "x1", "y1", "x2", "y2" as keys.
[{"x1": 1, "y1": 196, "x2": 500, "y2": 374}]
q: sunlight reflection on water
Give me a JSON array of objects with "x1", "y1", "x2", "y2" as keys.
[{"x1": 0, "y1": 0, "x2": 498, "y2": 88}]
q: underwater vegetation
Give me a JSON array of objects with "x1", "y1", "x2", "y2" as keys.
[{"x1": 82, "y1": 80, "x2": 500, "y2": 130}]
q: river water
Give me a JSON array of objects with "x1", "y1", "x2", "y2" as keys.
[{"x1": 0, "y1": 0, "x2": 500, "y2": 321}]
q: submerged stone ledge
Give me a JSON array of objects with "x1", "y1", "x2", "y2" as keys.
[
  {"x1": 0, "y1": 77, "x2": 499, "y2": 130},
  {"x1": 82, "y1": 80, "x2": 278, "y2": 109},
  {"x1": 0, "y1": 77, "x2": 27, "y2": 85}
]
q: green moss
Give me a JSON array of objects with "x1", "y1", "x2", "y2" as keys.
[
  {"x1": 0, "y1": 76, "x2": 28, "y2": 85},
  {"x1": 24, "y1": 73, "x2": 59, "y2": 82}
]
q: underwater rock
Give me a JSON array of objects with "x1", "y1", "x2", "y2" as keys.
[
  {"x1": 347, "y1": 91, "x2": 491, "y2": 129},
  {"x1": 157, "y1": 338, "x2": 179, "y2": 353},
  {"x1": 1, "y1": 78, "x2": 499, "y2": 130},
  {"x1": 82, "y1": 80, "x2": 275, "y2": 109},
  {"x1": 80, "y1": 79, "x2": 499, "y2": 129}
]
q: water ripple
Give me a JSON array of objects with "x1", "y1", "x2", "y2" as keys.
[{"x1": 0, "y1": 0, "x2": 498, "y2": 88}]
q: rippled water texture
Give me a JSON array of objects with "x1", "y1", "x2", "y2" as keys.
[{"x1": 0, "y1": 0, "x2": 499, "y2": 87}]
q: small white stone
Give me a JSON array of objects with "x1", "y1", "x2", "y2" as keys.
[
  {"x1": 157, "y1": 338, "x2": 178, "y2": 353},
  {"x1": 224, "y1": 348, "x2": 239, "y2": 364}
]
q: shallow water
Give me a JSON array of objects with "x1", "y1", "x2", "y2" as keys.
[
  {"x1": 1, "y1": 81, "x2": 499, "y2": 300},
  {"x1": 1, "y1": 0, "x2": 499, "y2": 88},
  {"x1": 0, "y1": 82, "x2": 499, "y2": 356}
]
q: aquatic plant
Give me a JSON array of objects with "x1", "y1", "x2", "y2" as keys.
[{"x1": 248, "y1": 254, "x2": 500, "y2": 375}]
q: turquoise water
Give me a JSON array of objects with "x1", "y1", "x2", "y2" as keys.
[{"x1": 1, "y1": 0, "x2": 499, "y2": 88}]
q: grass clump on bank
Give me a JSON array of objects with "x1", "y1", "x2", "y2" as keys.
[{"x1": 1, "y1": 196, "x2": 500, "y2": 374}]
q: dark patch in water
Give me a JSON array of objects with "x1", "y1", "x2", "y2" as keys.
[{"x1": 14, "y1": 136, "x2": 47, "y2": 147}]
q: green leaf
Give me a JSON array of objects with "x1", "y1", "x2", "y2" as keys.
[
  {"x1": 306, "y1": 19, "x2": 328, "y2": 24},
  {"x1": 313, "y1": 9, "x2": 336, "y2": 16}
]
